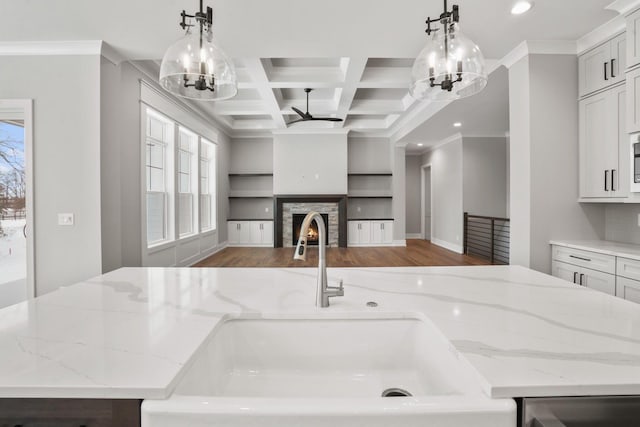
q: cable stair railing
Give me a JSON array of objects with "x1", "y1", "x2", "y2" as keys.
[{"x1": 463, "y1": 212, "x2": 510, "y2": 265}]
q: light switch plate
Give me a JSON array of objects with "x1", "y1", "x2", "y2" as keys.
[
  {"x1": 58, "y1": 213, "x2": 74, "y2": 226},
  {"x1": 637, "y1": 213, "x2": 640, "y2": 227}
]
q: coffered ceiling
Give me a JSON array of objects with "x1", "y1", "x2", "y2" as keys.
[{"x1": 0, "y1": 0, "x2": 619, "y2": 142}]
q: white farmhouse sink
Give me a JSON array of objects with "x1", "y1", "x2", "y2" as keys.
[{"x1": 142, "y1": 316, "x2": 515, "y2": 427}]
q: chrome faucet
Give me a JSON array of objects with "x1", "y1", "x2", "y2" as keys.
[{"x1": 293, "y1": 211, "x2": 344, "y2": 307}]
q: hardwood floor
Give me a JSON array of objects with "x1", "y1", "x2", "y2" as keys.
[{"x1": 194, "y1": 239, "x2": 490, "y2": 268}]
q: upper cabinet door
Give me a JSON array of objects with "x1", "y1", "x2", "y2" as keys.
[
  {"x1": 579, "y1": 42, "x2": 612, "y2": 97},
  {"x1": 579, "y1": 92, "x2": 610, "y2": 198},
  {"x1": 610, "y1": 33, "x2": 627, "y2": 87},
  {"x1": 627, "y1": 8, "x2": 640, "y2": 69}
]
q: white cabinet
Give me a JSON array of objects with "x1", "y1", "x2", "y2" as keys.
[
  {"x1": 348, "y1": 220, "x2": 393, "y2": 246},
  {"x1": 348, "y1": 221, "x2": 371, "y2": 246},
  {"x1": 579, "y1": 33, "x2": 626, "y2": 97},
  {"x1": 228, "y1": 221, "x2": 273, "y2": 246},
  {"x1": 616, "y1": 276, "x2": 640, "y2": 303},
  {"x1": 551, "y1": 244, "x2": 640, "y2": 300},
  {"x1": 371, "y1": 221, "x2": 393, "y2": 245},
  {"x1": 551, "y1": 260, "x2": 616, "y2": 296},
  {"x1": 627, "y1": 8, "x2": 640, "y2": 69},
  {"x1": 579, "y1": 84, "x2": 627, "y2": 199},
  {"x1": 627, "y1": 66, "x2": 640, "y2": 133},
  {"x1": 249, "y1": 221, "x2": 273, "y2": 246}
]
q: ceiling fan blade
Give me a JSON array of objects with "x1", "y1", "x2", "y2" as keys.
[
  {"x1": 309, "y1": 117, "x2": 343, "y2": 122},
  {"x1": 291, "y1": 107, "x2": 306, "y2": 119},
  {"x1": 287, "y1": 118, "x2": 306, "y2": 125}
]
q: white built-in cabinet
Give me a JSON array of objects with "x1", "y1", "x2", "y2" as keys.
[
  {"x1": 348, "y1": 220, "x2": 393, "y2": 246},
  {"x1": 579, "y1": 84, "x2": 628, "y2": 198},
  {"x1": 551, "y1": 243, "x2": 640, "y2": 303},
  {"x1": 227, "y1": 221, "x2": 273, "y2": 246},
  {"x1": 627, "y1": 9, "x2": 640, "y2": 69},
  {"x1": 579, "y1": 33, "x2": 626, "y2": 98}
]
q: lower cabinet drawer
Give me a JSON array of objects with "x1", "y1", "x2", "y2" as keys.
[
  {"x1": 617, "y1": 257, "x2": 640, "y2": 282},
  {"x1": 551, "y1": 260, "x2": 616, "y2": 296},
  {"x1": 616, "y1": 276, "x2": 640, "y2": 304},
  {"x1": 552, "y1": 245, "x2": 616, "y2": 274}
]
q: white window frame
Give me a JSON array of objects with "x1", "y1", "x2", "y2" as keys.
[
  {"x1": 177, "y1": 126, "x2": 199, "y2": 238},
  {"x1": 200, "y1": 139, "x2": 217, "y2": 232},
  {"x1": 144, "y1": 108, "x2": 175, "y2": 248}
]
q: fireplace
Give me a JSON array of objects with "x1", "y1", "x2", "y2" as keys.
[
  {"x1": 273, "y1": 195, "x2": 348, "y2": 248},
  {"x1": 292, "y1": 213, "x2": 329, "y2": 246}
]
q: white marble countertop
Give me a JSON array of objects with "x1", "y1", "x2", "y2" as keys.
[
  {"x1": 3, "y1": 265, "x2": 640, "y2": 399},
  {"x1": 550, "y1": 239, "x2": 640, "y2": 260}
]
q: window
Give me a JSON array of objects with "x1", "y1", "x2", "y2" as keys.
[
  {"x1": 200, "y1": 139, "x2": 217, "y2": 231},
  {"x1": 178, "y1": 127, "x2": 197, "y2": 237},
  {"x1": 144, "y1": 107, "x2": 217, "y2": 249},
  {"x1": 145, "y1": 109, "x2": 174, "y2": 246}
]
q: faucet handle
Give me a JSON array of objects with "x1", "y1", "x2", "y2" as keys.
[{"x1": 328, "y1": 279, "x2": 345, "y2": 297}]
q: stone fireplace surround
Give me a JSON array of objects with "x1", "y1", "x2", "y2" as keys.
[{"x1": 274, "y1": 195, "x2": 348, "y2": 248}]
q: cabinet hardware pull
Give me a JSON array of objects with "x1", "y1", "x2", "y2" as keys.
[
  {"x1": 604, "y1": 61, "x2": 609, "y2": 80},
  {"x1": 573, "y1": 272, "x2": 578, "y2": 283},
  {"x1": 612, "y1": 169, "x2": 617, "y2": 191},
  {"x1": 569, "y1": 254, "x2": 592, "y2": 262},
  {"x1": 611, "y1": 58, "x2": 616, "y2": 78},
  {"x1": 604, "y1": 170, "x2": 610, "y2": 191},
  {"x1": 579, "y1": 273, "x2": 585, "y2": 286}
]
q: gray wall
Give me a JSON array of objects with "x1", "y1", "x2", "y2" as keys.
[
  {"x1": 405, "y1": 155, "x2": 422, "y2": 235},
  {"x1": 509, "y1": 54, "x2": 605, "y2": 273},
  {"x1": 422, "y1": 137, "x2": 464, "y2": 252},
  {"x1": 348, "y1": 137, "x2": 392, "y2": 172},
  {"x1": 230, "y1": 137, "x2": 273, "y2": 173},
  {"x1": 273, "y1": 132, "x2": 348, "y2": 195},
  {"x1": 605, "y1": 204, "x2": 640, "y2": 244},
  {"x1": 0, "y1": 55, "x2": 103, "y2": 296},
  {"x1": 392, "y1": 145, "x2": 406, "y2": 241},
  {"x1": 462, "y1": 137, "x2": 508, "y2": 218}
]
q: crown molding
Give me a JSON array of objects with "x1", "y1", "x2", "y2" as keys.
[
  {"x1": 577, "y1": 16, "x2": 625, "y2": 54},
  {"x1": 100, "y1": 41, "x2": 126, "y2": 65},
  {"x1": 0, "y1": 40, "x2": 103, "y2": 56},
  {"x1": 271, "y1": 128, "x2": 351, "y2": 135},
  {"x1": 607, "y1": 0, "x2": 640, "y2": 15},
  {"x1": 500, "y1": 40, "x2": 577, "y2": 69}
]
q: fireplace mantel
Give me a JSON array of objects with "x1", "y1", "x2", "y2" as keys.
[{"x1": 273, "y1": 195, "x2": 347, "y2": 248}]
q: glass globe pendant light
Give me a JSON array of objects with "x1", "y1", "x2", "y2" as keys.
[
  {"x1": 159, "y1": 0, "x2": 237, "y2": 101},
  {"x1": 410, "y1": 1, "x2": 487, "y2": 101}
]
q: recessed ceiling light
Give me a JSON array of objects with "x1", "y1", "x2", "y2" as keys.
[
  {"x1": 511, "y1": 0, "x2": 533, "y2": 15},
  {"x1": 453, "y1": 122, "x2": 462, "y2": 127},
  {"x1": 417, "y1": 143, "x2": 424, "y2": 147}
]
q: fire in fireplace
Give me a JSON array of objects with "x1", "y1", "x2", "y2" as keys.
[{"x1": 292, "y1": 213, "x2": 329, "y2": 246}]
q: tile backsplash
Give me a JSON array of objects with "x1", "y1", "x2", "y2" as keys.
[{"x1": 605, "y1": 204, "x2": 640, "y2": 245}]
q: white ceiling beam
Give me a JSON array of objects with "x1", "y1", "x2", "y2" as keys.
[
  {"x1": 267, "y1": 67, "x2": 345, "y2": 87},
  {"x1": 232, "y1": 119, "x2": 275, "y2": 130},
  {"x1": 243, "y1": 58, "x2": 287, "y2": 129},
  {"x1": 358, "y1": 67, "x2": 412, "y2": 88},
  {"x1": 200, "y1": 100, "x2": 267, "y2": 116},
  {"x1": 335, "y1": 57, "x2": 368, "y2": 126},
  {"x1": 348, "y1": 99, "x2": 405, "y2": 115}
]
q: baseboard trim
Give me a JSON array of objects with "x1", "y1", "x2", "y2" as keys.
[
  {"x1": 392, "y1": 240, "x2": 407, "y2": 247},
  {"x1": 187, "y1": 241, "x2": 229, "y2": 266},
  {"x1": 405, "y1": 233, "x2": 422, "y2": 239},
  {"x1": 431, "y1": 238, "x2": 463, "y2": 254}
]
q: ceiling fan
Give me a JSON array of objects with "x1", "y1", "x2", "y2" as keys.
[{"x1": 288, "y1": 88, "x2": 343, "y2": 125}]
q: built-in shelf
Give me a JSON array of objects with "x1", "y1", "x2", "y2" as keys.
[
  {"x1": 347, "y1": 172, "x2": 393, "y2": 176},
  {"x1": 228, "y1": 191, "x2": 274, "y2": 198},
  {"x1": 228, "y1": 173, "x2": 274, "y2": 177},
  {"x1": 347, "y1": 191, "x2": 393, "y2": 198},
  {"x1": 347, "y1": 195, "x2": 393, "y2": 199}
]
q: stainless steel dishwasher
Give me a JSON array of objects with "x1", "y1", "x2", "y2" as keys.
[{"x1": 521, "y1": 396, "x2": 640, "y2": 426}]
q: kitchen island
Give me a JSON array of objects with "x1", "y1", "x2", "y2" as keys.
[{"x1": 2, "y1": 265, "x2": 640, "y2": 425}]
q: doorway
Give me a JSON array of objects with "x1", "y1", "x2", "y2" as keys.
[
  {"x1": 421, "y1": 164, "x2": 431, "y2": 241},
  {"x1": 0, "y1": 100, "x2": 33, "y2": 308}
]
